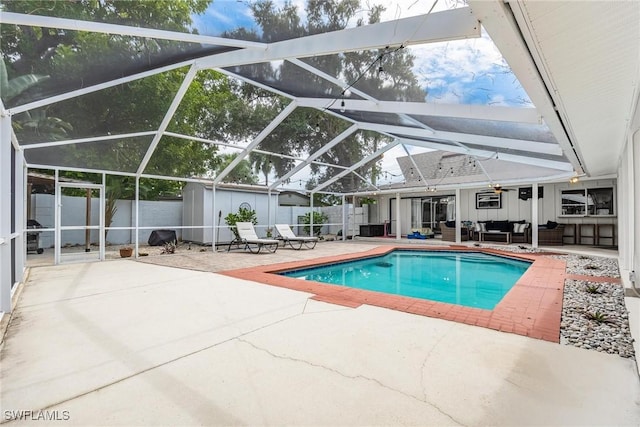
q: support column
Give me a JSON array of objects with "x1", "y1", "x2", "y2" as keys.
[
  {"x1": 85, "y1": 188, "x2": 91, "y2": 252},
  {"x1": 395, "y1": 192, "x2": 401, "y2": 241},
  {"x1": 342, "y1": 195, "x2": 347, "y2": 243},
  {"x1": 14, "y1": 148, "x2": 25, "y2": 284},
  {"x1": 627, "y1": 132, "x2": 636, "y2": 272},
  {"x1": 309, "y1": 193, "x2": 314, "y2": 238},
  {"x1": 455, "y1": 188, "x2": 461, "y2": 243},
  {"x1": 54, "y1": 169, "x2": 60, "y2": 265},
  {"x1": 212, "y1": 184, "x2": 217, "y2": 252},
  {"x1": 99, "y1": 174, "x2": 105, "y2": 261},
  {"x1": 532, "y1": 185, "x2": 539, "y2": 248},
  {"x1": 352, "y1": 196, "x2": 357, "y2": 240},
  {"x1": 1, "y1": 111, "x2": 12, "y2": 313},
  {"x1": 135, "y1": 177, "x2": 139, "y2": 257},
  {"x1": 267, "y1": 189, "x2": 272, "y2": 237}
]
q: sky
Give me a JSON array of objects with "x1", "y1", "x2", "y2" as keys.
[
  {"x1": 190, "y1": 0, "x2": 532, "y2": 188},
  {"x1": 190, "y1": 0, "x2": 530, "y2": 106}
]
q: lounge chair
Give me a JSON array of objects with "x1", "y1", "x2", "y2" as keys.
[
  {"x1": 275, "y1": 224, "x2": 318, "y2": 250},
  {"x1": 233, "y1": 222, "x2": 279, "y2": 253}
]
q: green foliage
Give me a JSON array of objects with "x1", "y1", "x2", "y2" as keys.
[
  {"x1": 0, "y1": 58, "x2": 49, "y2": 103},
  {"x1": 161, "y1": 241, "x2": 176, "y2": 254},
  {"x1": 224, "y1": 207, "x2": 258, "y2": 239},
  {"x1": 228, "y1": 1, "x2": 419, "y2": 192},
  {"x1": 585, "y1": 310, "x2": 614, "y2": 324},
  {"x1": 359, "y1": 197, "x2": 377, "y2": 205},
  {"x1": 215, "y1": 154, "x2": 258, "y2": 185},
  {"x1": 3, "y1": 0, "x2": 226, "y2": 181},
  {"x1": 302, "y1": 211, "x2": 328, "y2": 236},
  {"x1": 5, "y1": 0, "x2": 422, "y2": 196},
  {"x1": 585, "y1": 284, "x2": 605, "y2": 294}
]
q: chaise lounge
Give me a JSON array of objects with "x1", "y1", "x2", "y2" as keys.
[
  {"x1": 231, "y1": 222, "x2": 280, "y2": 253},
  {"x1": 275, "y1": 224, "x2": 318, "y2": 249}
]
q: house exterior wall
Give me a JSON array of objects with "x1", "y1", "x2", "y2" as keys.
[
  {"x1": 618, "y1": 131, "x2": 639, "y2": 276},
  {"x1": 377, "y1": 178, "x2": 617, "y2": 238}
]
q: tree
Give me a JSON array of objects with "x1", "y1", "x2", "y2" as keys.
[
  {"x1": 215, "y1": 153, "x2": 258, "y2": 185},
  {"x1": 230, "y1": 1, "x2": 424, "y2": 195},
  {"x1": 1, "y1": 0, "x2": 237, "y2": 197},
  {"x1": 4, "y1": 0, "x2": 424, "y2": 200},
  {"x1": 1, "y1": 0, "x2": 210, "y2": 82}
]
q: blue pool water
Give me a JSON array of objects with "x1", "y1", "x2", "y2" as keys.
[{"x1": 281, "y1": 251, "x2": 531, "y2": 309}]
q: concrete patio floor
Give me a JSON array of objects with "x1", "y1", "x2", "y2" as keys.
[{"x1": 2, "y1": 243, "x2": 640, "y2": 425}]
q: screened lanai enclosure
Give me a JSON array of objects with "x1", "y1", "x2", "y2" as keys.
[{"x1": 2, "y1": 0, "x2": 640, "y2": 314}]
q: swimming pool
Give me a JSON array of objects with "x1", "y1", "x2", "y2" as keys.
[{"x1": 281, "y1": 250, "x2": 531, "y2": 309}]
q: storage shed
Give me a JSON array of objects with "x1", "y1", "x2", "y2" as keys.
[{"x1": 182, "y1": 183, "x2": 279, "y2": 245}]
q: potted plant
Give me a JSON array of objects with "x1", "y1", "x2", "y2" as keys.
[{"x1": 119, "y1": 246, "x2": 133, "y2": 257}]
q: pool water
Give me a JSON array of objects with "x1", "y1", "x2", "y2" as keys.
[{"x1": 281, "y1": 250, "x2": 531, "y2": 309}]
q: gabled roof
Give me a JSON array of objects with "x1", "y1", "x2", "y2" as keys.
[{"x1": 396, "y1": 151, "x2": 572, "y2": 190}]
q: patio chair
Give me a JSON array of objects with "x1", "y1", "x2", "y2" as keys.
[
  {"x1": 233, "y1": 222, "x2": 279, "y2": 253},
  {"x1": 275, "y1": 224, "x2": 318, "y2": 250}
]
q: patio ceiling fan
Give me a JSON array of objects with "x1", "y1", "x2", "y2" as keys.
[{"x1": 490, "y1": 183, "x2": 513, "y2": 194}]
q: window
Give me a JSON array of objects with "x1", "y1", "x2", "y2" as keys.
[
  {"x1": 476, "y1": 192, "x2": 501, "y2": 209},
  {"x1": 561, "y1": 187, "x2": 614, "y2": 216}
]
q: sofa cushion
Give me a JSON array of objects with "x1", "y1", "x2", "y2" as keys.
[{"x1": 488, "y1": 220, "x2": 510, "y2": 232}]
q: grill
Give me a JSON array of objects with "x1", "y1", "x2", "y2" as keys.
[{"x1": 27, "y1": 219, "x2": 44, "y2": 254}]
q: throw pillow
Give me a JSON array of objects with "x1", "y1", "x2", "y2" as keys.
[
  {"x1": 546, "y1": 220, "x2": 558, "y2": 229},
  {"x1": 514, "y1": 223, "x2": 528, "y2": 233}
]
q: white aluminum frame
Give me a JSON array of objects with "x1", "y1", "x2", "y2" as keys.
[{"x1": 55, "y1": 182, "x2": 105, "y2": 264}]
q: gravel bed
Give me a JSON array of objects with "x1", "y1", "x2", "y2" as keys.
[
  {"x1": 561, "y1": 279, "x2": 635, "y2": 359},
  {"x1": 560, "y1": 254, "x2": 621, "y2": 278},
  {"x1": 475, "y1": 245, "x2": 635, "y2": 359},
  {"x1": 548, "y1": 254, "x2": 633, "y2": 359}
]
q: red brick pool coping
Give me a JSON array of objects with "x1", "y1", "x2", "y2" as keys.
[{"x1": 220, "y1": 245, "x2": 566, "y2": 342}]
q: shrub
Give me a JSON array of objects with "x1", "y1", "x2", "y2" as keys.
[
  {"x1": 585, "y1": 284, "x2": 604, "y2": 294},
  {"x1": 302, "y1": 211, "x2": 328, "y2": 236},
  {"x1": 224, "y1": 207, "x2": 257, "y2": 239}
]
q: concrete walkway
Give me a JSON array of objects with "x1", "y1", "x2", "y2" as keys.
[{"x1": 2, "y1": 255, "x2": 639, "y2": 425}]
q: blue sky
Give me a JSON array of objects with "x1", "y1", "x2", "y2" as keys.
[
  {"x1": 191, "y1": 1, "x2": 258, "y2": 37},
  {"x1": 191, "y1": 1, "x2": 530, "y2": 108}
]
